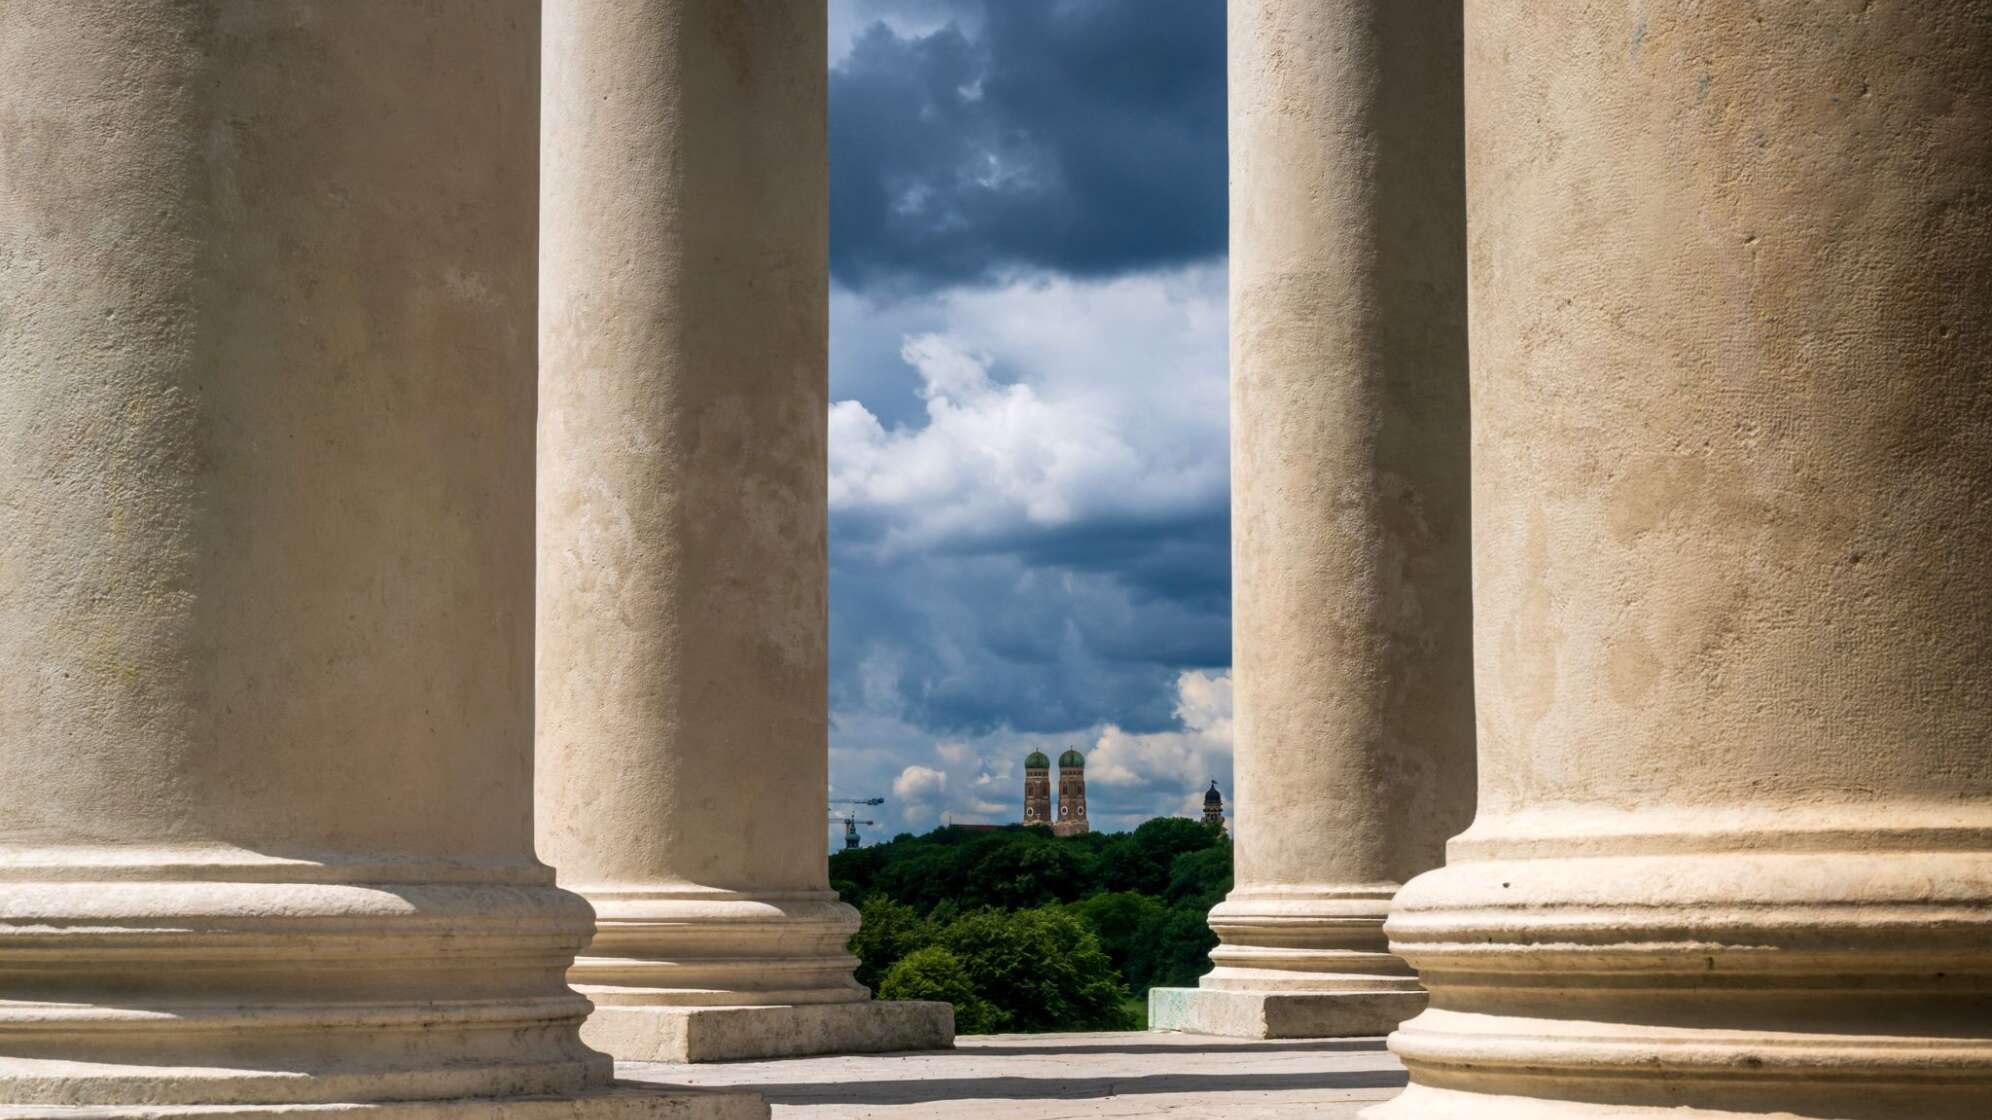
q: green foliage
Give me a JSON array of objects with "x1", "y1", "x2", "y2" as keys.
[
  {"x1": 849, "y1": 896, "x2": 936, "y2": 992},
  {"x1": 1123, "y1": 844, "x2": 1232, "y2": 990},
  {"x1": 827, "y1": 817, "x2": 1224, "y2": 915},
  {"x1": 1163, "y1": 843, "x2": 1233, "y2": 910},
  {"x1": 1098, "y1": 816, "x2": 1224, "y2": 895},
  {"x1": 879, "y1": 947, "x2": 1000, "y2": 1033},
  {"x1": 936, "y1": 908, "x2": 1137, "y2": 1032},
  {"x1": 835, "y1": 817, "x2": 1231, "y2": 1031},
  {"x1": 1125, "y1": 902, "x2": 1219, "y2": 991},
  {"x1": 833, "y1": 827, "x2": 1101, "y2": 913},
  {"x1": 1066, "y1": 890, "x2": 1163, "y2": 974}
]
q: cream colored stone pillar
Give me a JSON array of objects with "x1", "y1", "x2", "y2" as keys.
[
  {"x1": 536, "y1": 0, "x2": 950, "y2": 1062},
  {"x1": 1150, "y1": 0, "x2": 1476, "y2": 1040},
  {"x1": 0, "y1": 3, "x2": 758, "y2": 1116},
  {"x1": 1368, "y1": 3, "x2": 1992, "y2": 1117}
]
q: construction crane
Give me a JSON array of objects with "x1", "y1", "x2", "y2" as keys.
[
  {"x1": 829, "y1": 797, "x2": 885, "y2": 850},
  {"x1": 829, "y1": 810, "x2": 879, "y2": 850}
]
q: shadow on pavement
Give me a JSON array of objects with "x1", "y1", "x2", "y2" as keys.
[
  {"x1": 752, "y1": 1069, "x2": 1408, "y2": 1106},
  {"x1": 966, "y1": 1038, "x2": 1390, "y2": 1057}
]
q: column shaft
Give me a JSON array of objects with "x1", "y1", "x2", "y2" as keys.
[
  {"x1": 536, "y1": 0, "x2": 950, "y2": 1061},
  {"x1": 0, "y1": 4, "x2": 755, "y2": 1115},
  {"x1": 1153, "y1": 0, "x2": 1477, "y2": 1040},
  {"x1": 1370, "y1": 2, "x2": 1992, "y2": 1116}
]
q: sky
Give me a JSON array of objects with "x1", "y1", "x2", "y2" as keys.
[{"x1": 824, "y1": 0, "x2": 1231, "y2": 842}]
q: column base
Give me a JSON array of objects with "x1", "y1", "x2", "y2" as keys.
[
  {"x1": 0, "y1": 1086, "x2": 767, "y2": 1120},
  {"x1": 581, "y1": 1001, "x2": 955, "y2": 1062},
  {"x1": 1147, "y1": 986, "x2": 1427, "y2": 1038}
]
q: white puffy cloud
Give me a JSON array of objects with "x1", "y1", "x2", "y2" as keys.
[
  {"x1": 1082, "y1": 669, "x2": 1234, "y2": 826},
  {"x1": 893, "y1": 764, "x2": 948, "y2": 801},
  {"x1": 830, "y1": 335, "x2": 1129, "y2": 539},
  {"x1": 829, "y1": 265, "x2": 1228, "y2": 558},
  {"x1": 1086, "y1": 670, "x2": 1232, "y2": 783},
  {"x1": 890, "y1": 764, "x2": 949, "y2": 826}
]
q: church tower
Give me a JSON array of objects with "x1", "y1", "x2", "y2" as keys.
[
  {"x1": 1054, "y1": 748, "x2": 1089, "y2": 836},
  {"x1": 1022, "y1": 750, "x2": 1052, "y2": 827},
  {"x1": 1202, "y1": 780, "x2": 1226, "y2": 830}
]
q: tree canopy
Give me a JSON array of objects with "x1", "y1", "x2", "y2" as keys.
[{"x1": 832, "y1": 818, "x2": 1232, "y2": 1031}]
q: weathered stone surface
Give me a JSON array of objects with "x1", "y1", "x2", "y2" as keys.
[
  {"x1": 535, "y1": 0, "x2": 947, "y2": 1062},
  {"x1": 585, "y1": 1001, "x2": 955, "y2": 1064},
  {"x1": 0, "y1": 3, "x2": 749, "y2": 1116},
  {"x1": 1205, "y1": 0, "x2": 1475, "y2": 1033},
  {"x1": 1368, "y1": 2, "x2": 1992, "y2": 1117},
  {"x1": 1149, "y1": 987, "x2": 1426, "y2": 1040}
]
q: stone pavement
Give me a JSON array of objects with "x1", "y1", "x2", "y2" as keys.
[{"x1": 621, "y1": 1032, "x2": 1406, "y2": 1118}]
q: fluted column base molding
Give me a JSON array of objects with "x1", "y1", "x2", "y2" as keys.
[
  {"x1": 568, "y1": 887, "x2": 952, "y2": 1061},
  {"x1": 1153, "y1": 886, "x2": 1429, "y2": 1039},
  {"x1": 1155, "y1": 884, "x2": 1434, "y2": 1036},
  {"x1": 582, "y1": 1001, "x2": 955, "y2": 1064},
  {"x1": 0, "y1": 853, "x2": 766, "y2": 1117},
  {"x1": 1149, "y1": 986, "x2": 1426, "y2": 1040},
  {"x1": 1368, "y1": 822, "x2": 1992, "y2": 1119}
]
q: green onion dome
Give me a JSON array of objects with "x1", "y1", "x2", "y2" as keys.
[
  {"x1": 1025, "y1": 750, "x2": 1051, "y2": 769},
  {"x1": 1059, "y1": 748, "x2": 1085, "y2": 768}
]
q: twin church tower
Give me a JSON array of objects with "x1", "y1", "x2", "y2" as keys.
[
  {"x1": 1021, "y1": 749, "x2": 1088, "y2": 837},
  {"x1": 1021, "y1": 750, "x2": 1229, "y2": 836}
]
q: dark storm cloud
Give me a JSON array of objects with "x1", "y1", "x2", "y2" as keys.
[
  {"x1": 1005, "y1": 509, "x2": 1230, "y2": 618},
  {"x1": 830, "y1": 0, "x2": 1227, "y2": 292},
  {"x1": 829, "y1": 540, "x2": 1222, "y2": 738}
]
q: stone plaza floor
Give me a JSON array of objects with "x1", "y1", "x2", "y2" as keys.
[{"x1": 622, "y1": 1031, "x2": 1407, "y2": 1118}]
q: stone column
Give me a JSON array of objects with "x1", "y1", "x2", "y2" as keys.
[
  {"x1": 536, "y1": 0, "x2": 950, "y2": 1062},
  {"x1": 1369, "y1": 3, "x2": 1992, "y2": 1117},
  {"x1": 1150, "y1": 0, "x2": 1476, "y2": 1039},
  {"x1": 0, "y1": 3, "x2": 757, "y2": 1116}
]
